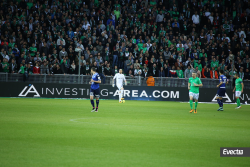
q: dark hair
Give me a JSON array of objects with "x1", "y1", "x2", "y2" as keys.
[
  {"x1": 235, "y1": 73, "x2": 239, "y2": 77},
  {"x1": 91, "y1": 67, "x2": 97, "y2": 72},
  {"x1": 220, "y1": 70, "x2": 224, "y2": 74}
]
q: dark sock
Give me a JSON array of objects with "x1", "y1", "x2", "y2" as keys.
[
  {"x1": 220, "y1": 99, "x2": 223, "y2": 108},
  {"x1": 91, "y1": 100, "x2": 95, "y2": 109},
  {"x1": 217, "y1": 99, "x2": 221, "y2": 107},
  {"x1": 96, "y1": 100, "x2": 99, "y2": 109}
]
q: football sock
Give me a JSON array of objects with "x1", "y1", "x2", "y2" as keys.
[
  {"x1": 237, "y1": 98, "x2": 240, "y2": 107},
  {"x1": 195, "y1": 102, "x2": 198, "y2": 109},
  {"x1": 96, "y1": 100, "x2": 99, "y2": 108},
  {"x1": 121, "y1": 89, "x2": 124, "y2": 98},
  {"x1": 220, "y1": 99, "x2": 223, "y2": 108},
  {"x1": 217, "y1": 99, "x2": 222, "y2": 107},
  {"x1": 119, "y1": 92, "x2": 121, "y2": 101},
  {"x1": 91, "y1": 100, "x2": 95, "y2": 109},
  {"x1": 189, "y1": 100, "x2": 193, "y2": 109}
]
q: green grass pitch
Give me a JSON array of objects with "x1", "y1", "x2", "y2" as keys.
[{"x1": 0, "y1": 98, "x2": 250, "y2": 167}]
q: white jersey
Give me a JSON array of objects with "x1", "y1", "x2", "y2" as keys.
[{"x1": 114, "y1": 73, "x2": 126, "y2": 88}]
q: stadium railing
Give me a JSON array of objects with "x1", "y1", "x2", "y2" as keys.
[{"x1": 0, "y1": 72, "x2": 249, "y2": 89}]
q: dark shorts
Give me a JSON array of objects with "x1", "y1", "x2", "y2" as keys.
[
  {"x1": 90, "y1": 88, "x2": 100, "y2": 98},
  {"x1": 217, "y1": 88, "x2": 226, "y2": 97}
]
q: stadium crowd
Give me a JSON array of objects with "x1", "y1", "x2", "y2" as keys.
[{"x1": 0, "y1": 0, "x2": 250, "y2": 82}]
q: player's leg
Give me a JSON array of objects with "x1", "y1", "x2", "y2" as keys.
[
  {"x1": 189, "y1": 92, "x2": 194, "y2": 113},
  {"x1": 215, "y1": 96, "x2": 223, "y2": 111},
  {"x1": 121, "y1": 87, "x2": 124, "y2": 100},
  {"x1": 219, "y1": 88, "x2": 226, "y2": 110},
  {"x1": 194, "y1": 93, "x2": 199, "y2": 113},
  {"x1": 95, "y1": 89, "x2": 100, "y2": 112},
  {"x1": 215, "y1": 89, "x2": 223, "y2": 110},
  {"x1": 235, "y1": 91, "x2": 241, "y2": 109},
  {"x1": 117, "y1": 86, "x2": 122, "y2": 103},
  {"x1": 219, "y1": 97, "x2": 223, "y2": 110},
  {"x1": 90, "y1": 89, "x2": 95, "y2": 112}
]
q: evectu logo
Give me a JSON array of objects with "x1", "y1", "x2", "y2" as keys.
[{"x1": 220, "y1": 147, "x2": 250, "y2": 157}]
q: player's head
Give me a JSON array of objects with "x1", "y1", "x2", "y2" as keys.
[
  {"x1": 192, "y1": 72, "x2": 197, "y2": 78},
  {"x1": 234, "y1": 73, "x2": 239, "y2": 78},
  {"x1": 91, "y1": 67, "x2": 97, "y2": 74},
  {"x1": 119, "y1": 69, "x2": 123, "y2": 74},
  {"x1": 219, "y1": 70, "x2": 224, "y2": 75}
]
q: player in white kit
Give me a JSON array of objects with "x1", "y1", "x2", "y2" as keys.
[{"x1": 113, "y1": 69, "x2": 127, "y2": 103}]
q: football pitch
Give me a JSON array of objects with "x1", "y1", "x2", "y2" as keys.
[{"x1": 0, "y1": 98, "x2": 250, "y2": 167}]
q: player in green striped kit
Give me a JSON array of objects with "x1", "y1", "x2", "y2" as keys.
[
  {"x1": 188, "y1": 72, "x2": 203, "y2": 113},
  {"x1": 233, "y1": 73, "x2": 244, "y2": 109}
]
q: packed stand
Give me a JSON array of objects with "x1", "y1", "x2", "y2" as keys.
[{"x1": 0, "y1": 0, "x2": 250, "y2": 82}]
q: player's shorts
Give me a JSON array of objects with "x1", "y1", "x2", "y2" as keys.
[
  {"x1": 216, "y1": 88, "x2": 226, "y2": 97},
  {"x1": 235, "y1": 91, "x2": 241, "y2": 97},
  {"x1": 90, "y1": 88, "x2": 100, "y2": 97},
  {"x1": 116, "y1": 85, "x2": 123, "y2": 91},
  {"x1": 189, "y1": 92, "x2": 199, "y2": 100}
]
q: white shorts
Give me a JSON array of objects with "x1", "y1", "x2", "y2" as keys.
[
  {"x1": 117, "y1": 85, "x2": 123, "y2": 91},
  {"x1": 235, "y1": 91, "x2": 241, "y2": 97},
  {"x1": 189, "y1": 92, "x2": 199, "y2": 100}
]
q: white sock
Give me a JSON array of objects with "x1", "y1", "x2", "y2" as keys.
[
  {"x1": 119, "y1": 91, "x2": 121, "y2": 101},
  {"x1": 121, "y1": 89, "x2": 124, "y2": 98}
]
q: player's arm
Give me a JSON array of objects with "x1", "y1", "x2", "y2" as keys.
[
  {"x1": 91, "y1": 79, "x2": 101, "y2": 83},
  {"x1": 194, "y1": 83, "x2": 203, "y2": 87},
  {"x1": 194, "y1": 79, "x2": 203, "y2": 87},
  {"x1": 217, "y1": 81, "x2": 223, "y2": 87},
  {"x1": 241, "y1": 82, "x2": 244, "y2": 93},
  {"x1": 91, "y1": 75, "x2": 101, "y2": 83},
  {"x1": 233, "y1": 86, "x2": 236, "y2": 92},
  {"x1": 124, "y1": 75, "x2": 127, "y2": 85},
  {"x1": 112, "y1": 74, "x2": 116, "y2": 87},
  {"x1": 188, "y1": 82, "x2": 190, "y2": 90}
]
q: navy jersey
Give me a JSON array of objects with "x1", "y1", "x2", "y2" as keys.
[
  {"x1": 91, "y1": 72, "x2": 101, "y2": 90},
  {"x1": 219, "y1": 75, "x2": 227, "y2": 88}
]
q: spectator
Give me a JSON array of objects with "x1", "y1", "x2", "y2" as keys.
[
  {"x1": 33, "y1": 63, "x2": 40, "y2": 74},
  {"x1": 204, "y1": 68, "x2": 211, "y2": 78},
  {"x1": 210, "y1": 67, "x2": 218, "y2": 79},
  {"x1": 245, "y1": 69, "x2": 250, "y2": 80},
  {"x1": 61, "y1": 59, "x2": 68, "y2": 74},
  {"x1": 156, "y1": 11, "x2": 164, "y2": 24},
  {"x1": 134, "y1": 65, "x2": 142, "y2": 76},
  {"x1": 40, "y1": 62, "x2": 50, "y2": 75},
  {"x1": 239, "y1": 67, "x2": 244, "y2": 80},
  {"x1": 192, "y1": 11, "x2": 200, "y2": 25},
  {"x1": 150, "y1": 63, "x2": 158, "y2": 77},
  {"x1": 57, "y1": 35, "x2": 66, "y2": 47},
  {"x1": 185, "y1": 65, "x2": 192, "y2": 79},
  {"x1": 176, "y1": 67, "x2": 184, "y2": 78},
  {"x1": 59, "y1": 48, "x2": 68, "y2": 61},
  {"x1": 159, "y1": 67, "x2": 165, "y2": 77},
  {"x1": 128, "y1": 70, "x2": 134, "y2": 78},
  {"x1": 9, "y1": 59, "x2": 18, "y2": 73},
  {"x1": 170, "y1": 66, "x2": 177, "y2": 78},
  {"x1": 146, "y1": 73, "x2": 155, "y2": 86},
  {"x1": 69, "y1": 62, "x2": 77, "y2": 74},
  {"x1": 125, "y1": 56, "x2": 133, "y2": 74},
  {"x1": 54, "y1": 64, "x2": 62, "y2": 74},
  {"x1": 104, "y1": 63, "x2": 112, "y2": 76}
]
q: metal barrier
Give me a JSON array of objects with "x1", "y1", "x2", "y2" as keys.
[{"x1": 0, "y1": 72, "x2": 249, "y2": 89}]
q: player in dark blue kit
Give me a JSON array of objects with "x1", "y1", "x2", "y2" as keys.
[
  {"x1": 89, "y1": 67, "x2": 101, "y2": 112},
  {"x1": 216, "y1": 70, "x2": 228, "y2": 111}
]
